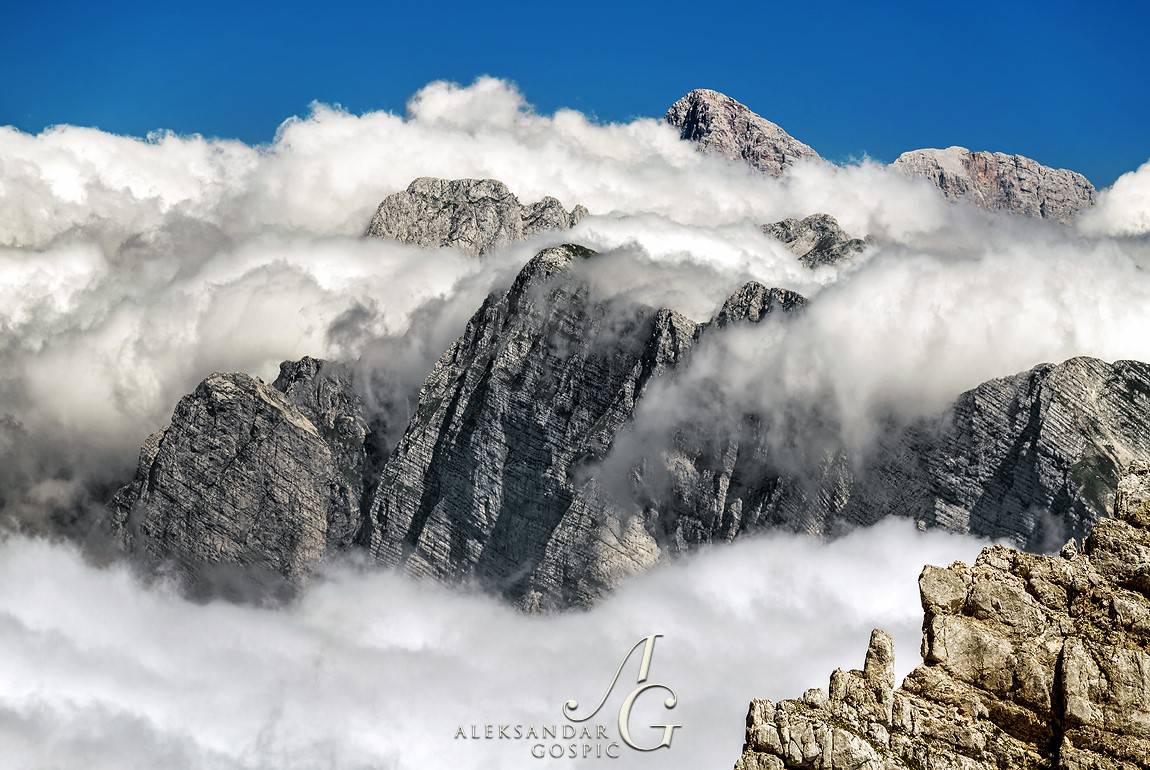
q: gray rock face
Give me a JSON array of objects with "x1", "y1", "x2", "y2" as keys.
[
  {"x1": 111, "y1": 206, "x2": 1150, "y2": 608},
  {"x1": 362, "y1": 244, "x2": 711, "y2": 608},
  {"x1": 845, "y1": 356, "x2": 1150, "y2": 549},
  {"x1": 762, "y1": 214, "x2": 866, "y2": 268},
  {"x1": 363, "y1": 177, "x2": 587, "y2": 256},
  {"x1": 733, "y1": 463, "x2": 1150, "y2": 770},
  {"x1": 712, "y1": 283, "x2": 807, "y2": 327},
  {"x1": 110, "y1": 246, "x2": 1150, "y2": 609},
  {"x1": 356, "y1": 243, "x2": 1149, "y2": 610},
  {"x1": 598, "y1": 355, "x2": 1150, "y2": 563},
  {"x1": 665, "y1": 89, "x2": 821, "y2": 176},
  {"x1": 891, "y1": 146, "x2": 1097, "y2": 222},
  {"x1": 110, "y1": 357, "x2": 367, "y2": 594}
]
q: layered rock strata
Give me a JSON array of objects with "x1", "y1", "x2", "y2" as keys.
[
  {"x1": 363, "y1": 177, "x2": 587, "y2": 256},
  {"x1": 733, "y1": 463, "x2": 1150, "y2": 770},
  {"x1": 891, "y1": 146, "x2": 1096, "y2": 222},
  {"x1": 665, "y1": 88, "x2": 821, "y2": 176},
  {"x1": 762, "y1": 214, "x2": 866, "y2": 268},
  {"x1": 110, "y1": 358, "x2": 366, "y2": 592}
]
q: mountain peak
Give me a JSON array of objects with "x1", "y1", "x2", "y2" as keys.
[
  {"x1": 892, "y1": 146, "x2": 1096, "y2": 222},
  {"x1": 363, "y1": 177, "x2": 585, "y2": 256},
  {"x1": 664, "y1": 89, "x2": 821, "y2": 176}
]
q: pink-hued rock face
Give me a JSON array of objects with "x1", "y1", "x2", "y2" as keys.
[
  {"x1": 665, "y1": 88, "x2": 821, "y2": 177},
  {"x1": 892, "y1": 145, "x2": 1097, "y2": 222}
]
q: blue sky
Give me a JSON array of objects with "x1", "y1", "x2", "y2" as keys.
[{"x1": 2, "y1": 0, "x2": 1146, "y2": 185}]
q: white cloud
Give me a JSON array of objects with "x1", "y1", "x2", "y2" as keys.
[
  {"x1": 0, "y1": 521, "x2": 988, "y2": 770},
  {"x1": 1079, "y1": 158, "x2": 1150, "y2": 237},
  {"x1": 0, "y1": 71, "x2": 1148, "y2": 770},
  {"x1": 0, "y1": 74, "x2": 1146, "y2": 530}
]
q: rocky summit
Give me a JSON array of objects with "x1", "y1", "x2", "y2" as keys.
[
  {"x1": 733, "y1": 463, "x2": 1150, "y2": 770},
  {"x1": 105, "y1": 178, "x2": 1149, "y2": 608},
  {"x1": 363, "y1": 244, "x2": 713, "y2": 608},
  {"x1": 665, "y1": 88, "x2": 821, "y2": 176},
  {"x1": 110, "y1": 235, "x2": 1150, "y2": 607},
  {"x1": 666, "y1": 88, "x2": 1097, "y2": 221},
  {"x1": 762, "y1": 214, "x2": 867, "y2": 268},
  {"x1": 110, "y1": 357, "x2": 367, "y2": 596},
  {"x1": 892, "y1": 146, "x2": 1097, "y2": 222},
  {"x1": 363, "y1": 177, "x2": 587, "y2": 256}
]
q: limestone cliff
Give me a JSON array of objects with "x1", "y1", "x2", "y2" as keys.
[
  {"x1": 762, "y1": 214, "x2": 866, "y2": 268},
  {"x1": 665, "y1": 89, "x2": 821, "y2": 176},
  {"x1": 363, "y1": 177, "x2": 586, "y2": 256},
  {"x1": 892, "y1": 146, "x2": 1097, "y2": 223},
  {"x1": 109, "y1": 357, "x2": 367, "y2": 594},
  {"x1": 733, "y1": 464, "x2": 1150, "y2": 770}
]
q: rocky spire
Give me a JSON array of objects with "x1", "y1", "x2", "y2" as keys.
[
  {"x1": 665, "y1": 89, "x2": 821, "y2": 176},
  {"x1": 734, "y1": 463, "x2": 1150, "y2": 770},
  {"x1": 892, "y1": 146, "x2": 1097, "y2": 222},
  {"x1": 109, "y1": 358, "x2": 367, "y2": 597},
  {"x1": 761, "y1": 214, "x2": 867, "y2": 268},
  {"x1": 363, "y1": 177, "x2": 587, "y2": 256},
  {"x1": 362, "y1": 243, "x2": 708, "y2": 608}
]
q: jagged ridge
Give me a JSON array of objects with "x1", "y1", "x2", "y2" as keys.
[
  {"x1": 363, "y1": 177, "x2": 587, "y2": 256},
  {"x1": 734, "y1": 463, "x2": 1150, "y2": 770}
]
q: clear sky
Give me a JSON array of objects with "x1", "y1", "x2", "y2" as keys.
[{"x1": 2, "y1": 0, "x2": 1146, "y2": 185}]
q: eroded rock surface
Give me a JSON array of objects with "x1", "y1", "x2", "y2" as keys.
[
  {"x1": 665, "y1": 89, "x2": 821, "y2": 176},
  {"x1": 110, "y1": 231, "x2": 1149, "y2": 607},
  {"x1": 762, "y1": 214, "x2": 866, "y2": 268},
  {"x1": 110, "y1": 357, "x2": 367, "y2": 593},
  {"x1": 363, "y1": 177, "x2": 587, "y2": 256},
  {"x1": 110, "y1": 247, "x2": 1150, "y2": 608},
  {"x1": 363, "y1": 244, "x2": 712, "y2": 608},
  {"x1": 846, "y1": 356, "x2": 1150, "y2": 550},
  {"x1": 734, "y1": 463, "x2": 1150, "y2": 770},
  {"x1": 892, "y1": 146, "x2": 1097, "y2": 222}
]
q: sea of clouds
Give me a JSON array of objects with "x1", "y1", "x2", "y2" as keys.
[
  {"x1": 0, "y1": 75, "x2": 1148, "y2": 769},
  {"x1": 0, "y1": 520, "x2": 987, "y2": 770}
]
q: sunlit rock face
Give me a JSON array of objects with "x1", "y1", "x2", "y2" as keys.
[
  {"x1": 761, "y1": 213, "x2": 867, "y2": 268},
  {"x1": 363, "y1": 244, "x2": 710, "y2": 609},
  {"x1": 666, "y1": 88, "x2": 1096, "y2": 222},
  {"x1": 734, "y1": 463, "x2": 1150, "y2": 770},
  {"x1": 109, "y1": 239, "x2": 1150, "y2": 609},
  {"x1": 363, "y1": 176, "x2": 586, "y2": 256},
  {"x1": 109, "y1": 358, "x2": 367, "y2": 597},
  {"x1": 892, "y1": 146, "x2": 1097, "y2": 222},
  {"x1": 107, "y1": 177, "x2": 1147, "y2": 609},
  {"x1": 664, "y1": 88, "x2": 821, "y2": 176}
]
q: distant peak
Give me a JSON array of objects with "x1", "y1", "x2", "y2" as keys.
[
  {"x1": 364, "y1": 177, "x2": 586, "y2": 256},
  {"x1": 664, "y1": 89, "x2": 820, "y2": 176},
  {"x1": 892, "y1": 147, "x2": 1096, "y2": 222}
]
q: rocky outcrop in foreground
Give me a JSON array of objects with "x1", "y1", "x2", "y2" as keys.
[
  {"x1": 762, "y1": 214, "x2": 866, "y2": 268},
  {"x1": 734, "y1": 463, "x2": 1150, "y2": 770},
  {"x1": 110, "y1": 358, "x2": 367, "y2": 594},
  {"x1": 665, "y1": 89, "x2": 821, "y2": 176},
  {"x1": 892, "y1": 146, "x2": 1097, "y2": 222},
  {"x1": 363, "y1": 177, "x2": 587, "y2": 256}
]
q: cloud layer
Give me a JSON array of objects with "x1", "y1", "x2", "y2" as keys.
[
  {"x1": 0, "y1": 75, "x2": 1148, "y2": 768},
  {"x1": 0, "y1": 521, "x2": 988, "y2": 770}
]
